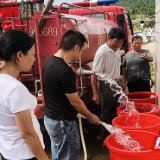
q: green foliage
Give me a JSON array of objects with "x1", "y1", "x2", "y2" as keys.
[
  {"x1": 114, "y1": 0, "x2": 155, "y2": 16},
  {"x1": 132, "y1": 22, "x2": 139, "y2": 31}
]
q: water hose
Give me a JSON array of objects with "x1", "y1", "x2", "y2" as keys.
[
  {"x1": 78, "y1": 115, "x2": 87, "y2": 160},
  {"x1": 77, "y1": 114, "x2": 113, "y2": 160}
]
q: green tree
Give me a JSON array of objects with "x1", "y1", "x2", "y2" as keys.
[{"x1": 114, "y1": 0, "x2": 155, "y2": 16}]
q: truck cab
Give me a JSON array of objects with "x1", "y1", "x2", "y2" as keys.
[{"x1": 69, "y1": 0, "x2": 133, "y2": 52}]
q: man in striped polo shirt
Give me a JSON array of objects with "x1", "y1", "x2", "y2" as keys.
[{"x1": 91, "y1": 27, "x2": 125, "y2": 140}]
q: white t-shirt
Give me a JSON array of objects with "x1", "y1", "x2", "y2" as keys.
[
  {"x1": 0, "y1": 74, "x2": 45, "y2": 160},
  {"x1": 92, "y1": 42, "x2": 121, "y2": 80}
]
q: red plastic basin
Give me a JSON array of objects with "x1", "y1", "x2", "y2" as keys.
[
  {"x1": 112, "y1": 113, "x2": 160, "y2": 134},
  {"x1": 126, "y1": 92, "x2": 158, "y2": 104},
  {"x1": 104, "y1": 130, "x2": 160, "y2": 160},
  {"x1": 117, "y1": 103, "x2": 160, "y2": 116}
]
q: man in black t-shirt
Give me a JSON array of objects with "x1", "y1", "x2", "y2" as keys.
[{"x1": 42, "y1": 30, "x2": 99, "y2": 160}]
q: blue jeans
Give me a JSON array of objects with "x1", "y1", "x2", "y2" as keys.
[{"x1": 44, "y1": 116, "x2": 80, "y2": 160}]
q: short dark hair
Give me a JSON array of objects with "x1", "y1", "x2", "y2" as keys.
[
  {"x1": 108, "y1": 27, "x2": 125, "y2": 40},
  {"x1": 0, "y1": 29, "x2": 35, "y2": 61},
  {"x1": 132, "y1": 35, "x2": 143, "y2": 43},
  {"x1": 59, "y1": 30, "x2": 87, "y2": 51}
]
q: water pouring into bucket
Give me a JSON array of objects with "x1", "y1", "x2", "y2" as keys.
[
  {"x1": 78, "y1": 73, "x2": 145, "y2": 154},
  {"x1": 101, "y1": 122, "x2": 143, "y2": 151},
  {"x1": 98, "y1": 73, "x2": 141, "y2": 128},
  {"x1": 83, "y1": 73, "x2": 160, "y2": 160},
  {"x1": 78, "y1": 114, "x2": 143, "y2": 151},
  {"x1": 92, "y1": 74, "x2": 144, "y2": 151}
]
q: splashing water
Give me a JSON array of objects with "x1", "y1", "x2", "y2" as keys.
[
  {"x1": 124, "y1": 101, "x2": 141, "y2": 128},
  {"x1": 103, "y1": 123, "x2": 143, "y2": 151},
  {"x1": 111, "y1": 127, "x2": 143, "y2": 151},
  {"x1": 97, "y1": 73, "x2": 128, "y2": 104},
  {"x1": 150, "y1": 95, "x2": 155, "y2": 98},
  {"x1": 98, "y1": 74, "x2": 141, "y2": 128},
  {"x1": 151, "y1": 106, "x2": 157, "y2": 112},
  {"x1": 98, "y1": 74, "x2": 143, "y2": 150}
]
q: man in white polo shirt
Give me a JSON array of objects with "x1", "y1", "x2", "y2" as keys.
[{"x1": 91, "y1": 27, "x2": 125, "y2": 140}]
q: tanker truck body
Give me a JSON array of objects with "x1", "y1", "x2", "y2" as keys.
[
  {"x1": 69, "y1": 3, "x2": 133, "y2": 52},
  {"x1": 0, "y1": 0, "x2": 133, "y2": 118}
]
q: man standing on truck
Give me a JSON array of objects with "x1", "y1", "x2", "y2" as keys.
[
  {"x1": 42, "y1": 29, "x2": 100, "y2": 160},
  {"x1": 91, "y1": 27, "x2": 125, "y2": 140}
]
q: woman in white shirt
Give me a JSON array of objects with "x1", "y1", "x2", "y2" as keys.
[{"x1": 0, "y1": 29, "x2": 49, "y2": 160}]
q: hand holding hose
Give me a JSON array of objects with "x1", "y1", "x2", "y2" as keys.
[
  {"x1": 78, "y1": 113, "x2": 99, "y2": 125},
  {"x1": 78, "y1": 114, "x2": 113, "y2": 131},
  {"x1": 87, "y1": 113, "x2": 100, "y2": 125}
]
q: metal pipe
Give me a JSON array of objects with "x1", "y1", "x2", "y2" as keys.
[
  {"x1": 79, "y1": 57, "x2": 83, "y2": 93},
  {"x1": 58, "y1": 2, "x2": 106, "y2": 14},
  {"x1": 35, "y1": 79, "x2": 40, "y2": 96},
  {"x1": 0, "y1": 0, "x2": 44, "y2": 8},
  {"x1": 76, "y1": 67, "x2": 95, "y2": 77}
]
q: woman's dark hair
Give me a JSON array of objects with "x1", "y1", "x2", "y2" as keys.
[
  {"x1": 108, "y1": 27, "x2": 125, "y2": 40},
  {"x1": 59, "y1": 29, "x2": 87, "y2": 51},
  {"x1": 0, "y1": 29, "x2": 35, "y2": 61},
  {"x1": 132, "y1": 35, "x2": 143, "y2": 43}
]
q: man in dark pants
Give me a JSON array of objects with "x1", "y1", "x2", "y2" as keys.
[
  {"x1": 42, "y1": 30, "x2": 100, "y2": 160},
  {"x1": 91, "y1": 27, "x2": 125, "y2": 140}
]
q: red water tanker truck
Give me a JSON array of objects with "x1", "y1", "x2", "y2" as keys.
[{"x1": 0, "y1": 0, "x2": 133, "y2": 119}]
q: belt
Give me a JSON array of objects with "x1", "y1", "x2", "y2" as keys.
[{"x1": 99, "y1": 78, "x2": 120, "y2": 82}]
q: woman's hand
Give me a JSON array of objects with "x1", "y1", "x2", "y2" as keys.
[{"x1": 141, "y1": 53, "x2": 148, "y2": 60}]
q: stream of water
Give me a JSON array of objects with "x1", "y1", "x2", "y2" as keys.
[{"x1": 98, "y1": 74, "x2": 143, "y2": 151}]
